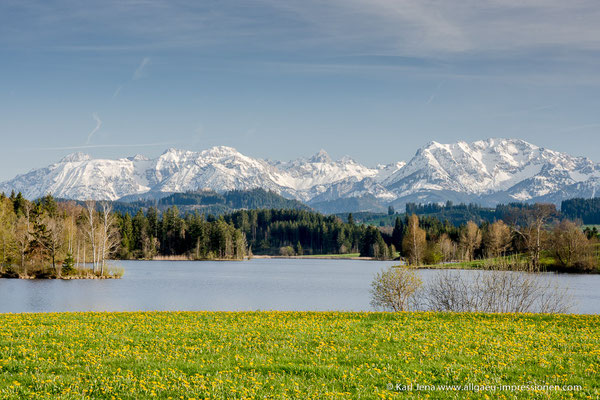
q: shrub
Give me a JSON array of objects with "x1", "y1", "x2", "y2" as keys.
[
  {"x1": 370, "y1": 266, "x2": 422, "y2": 311},
  {"x1": 424, "y1": 269, "x2": 572, "y2": 313},
  {"x1": 279, "y1": 246, "x2": 295, "y2": 256}
]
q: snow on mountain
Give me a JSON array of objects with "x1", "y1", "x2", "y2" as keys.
[
  {"x1": 374, "y1": 161, "x2": 407, "y2": 182},
  {"x1": 308, "y1": 177, "x2": 396, "y2": 203},
  {"x1": 150, "y1": 147, "x2": 292, "y2": 196},
  {"x1": 383, "y1": 138, "x2": 600, "y2": 207},
  {"x1": 0, "y1": 153, "x2": 153, "y2": 201},
  {"x1": 0, "y1": 146, "x2": 378, "y2": 201},
  {"x1": 1, "y1": 139, "x2": 599, "y2": 209},
  {"x1": 275, "y1": 150, "x2": 379, "y2": 190}
]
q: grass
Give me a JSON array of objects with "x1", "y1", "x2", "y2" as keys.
[
  {"x1": 422, "y1": 250, "x2": 600, "y2": 272},
  {"x1": 419, "y1": 259, "x2": 489, "y2": 270},
  {"x1": 0, "y1": 312, "x2": 598, "y2": 399},
  {"x1": 419, "y1": 255, "x2": 523, "y2": 270},
  {"x1": 299, "y1": 253, "x2": 362, "y2": 259},
  {"x1": 0, "y1": 265, "x2": 123, "y2": 280},
  {"x1": 582, "y1": 225, "x2": 600, "y2": 230}
]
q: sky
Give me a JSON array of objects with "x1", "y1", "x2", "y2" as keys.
[{"x1": 1, "y1": 0, "x2": 600, "y2": 181}]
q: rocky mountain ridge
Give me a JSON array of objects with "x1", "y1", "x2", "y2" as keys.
[{"x1": 2, "y1": 138, "x2": 598, "y2": 212}]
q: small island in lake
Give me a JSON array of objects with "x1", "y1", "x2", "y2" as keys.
[{"x1": 0, "y1": 193, "x2": 123, "y2": 279}]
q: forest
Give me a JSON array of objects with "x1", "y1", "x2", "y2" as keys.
[
  {"x1": 0, "y1": 192, "x2": 247, "y2": 279},
  {"x1": 116, "y1": 206, "x2": 247, "y2": 260},
  {"x1": 115, "y1": 208, "x2": 394, "y2": 260},
  {"x1": 561, "y1": 197, "x2": 600, "y2": 224},
  {"x1": 111, "y1": 188, "x2": 308, "y2": 216},
  {"x1": 0, "y1": 192, "x2": 121, "y2": 278},
  {"x1": 2, "y1": 191, "x2": 600, "y2": 278},
  {"x1": 391, "y1": 203, "x2": 600, "y2": 272},
  {"x1": 114, "y1": 203, "x2": 600, "y2": 272},
  {"x1": 221, "y1": 209, "x2": 391, "y2": 258}
]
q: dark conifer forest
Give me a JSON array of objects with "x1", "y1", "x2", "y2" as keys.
[{"x1": 2, "y1": 191, "x2": 600, "y2": 278}]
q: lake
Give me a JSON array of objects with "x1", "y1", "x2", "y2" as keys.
[{"x1": 0, "y1": 259, "x2": 598, "y2": 314}]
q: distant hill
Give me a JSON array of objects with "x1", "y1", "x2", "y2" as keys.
[
  {"x1": 114, "y1": 188, "x2": 309, "y2": 215},
  {"x1": 310, "y1": 194, "x2": 387, "y2": 214},
  {"x1": 339, "y1": 201, "x2": 558, "y2": 227},
  {"x1": 561, "y1": 198, "x2": 600, "y2": 224}
]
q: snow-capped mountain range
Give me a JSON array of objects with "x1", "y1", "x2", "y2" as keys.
[{"x1": 2, "y1": 138, "x2": 599, "y2": 212}]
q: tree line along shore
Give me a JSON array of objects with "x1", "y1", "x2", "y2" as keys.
[{"x1": 0, "y1": 191, "x2": 599, "y2": 278}]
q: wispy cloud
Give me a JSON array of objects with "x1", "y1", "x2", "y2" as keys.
[
  {"x1": 264, "y1": 0, "x2": 600, "y2": 55},
  {"x1": 86, "y1": 113, "x2": 102, "y2": 144},
  {"x1": 133, "y1": 57, "x2": 150, "y2": 80},
  {"x1": 4, "y1": 0, "x2": 600, "y2": 89},
  {"x1": 7, "y1": 0, "x2": 600, "y2": 56}
]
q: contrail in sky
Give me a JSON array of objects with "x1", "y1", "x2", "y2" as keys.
[
  {"x1": 112, "y1": 85, "x2": 123, "y2": 98},
  {"x1": 86, "y1": 113, "x2": 102, "y2": 144},
  {"x1": 113, "y1": 57, "x2": 150, "y2": 98},
  {"x1": 133, "y1": 57, "x2": 150, "y2": 80},
  {"x1": 37, "y1": 141, "x2": 178, "y2": 151}
]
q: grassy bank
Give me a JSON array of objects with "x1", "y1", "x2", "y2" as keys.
[
  {"x1": 0, "y1": 266, "x2": 123, "y2": 280},
  {"x1": 252, "y1": 253, "x2": 368, "y2": 260},
  {"x1": 296, "y1": 252, "x2": 362, "y2": 259},
  {"x1": 0, "y1": 312, "x2": 598, "y2": 399},
  {"x1": 421, "y1": 250, "x2": 600, "y2": 273}
]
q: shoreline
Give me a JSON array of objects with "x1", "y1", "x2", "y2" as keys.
[
  {"x1": 125, "y1": 254, "x2": 379, "y2": 261},
  {"x1": 250, "y1": 255, "x2": 375, "y2": 261},
  {"x1": 0, "y1": 273, "x2": 122, "y2": 280}
]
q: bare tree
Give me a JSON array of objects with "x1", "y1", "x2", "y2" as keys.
[
  {"x1": 402, "y1": 215, "x2": 426, "y2": 265},
  {"x1": 84, "y1": 200, "x2": 98, "y2": 272},
  {"x1": 76, "y1": 214, "x2": 87, "y2": 268},
  {"x1": 551, "y1": 219, "x2": 594, "y2": 270},
  {"x1": 424, "y1": 269, "x2": 571, "y2": 313},
  {"x1": 484, "y1": 220, "x2": 512, "y2": 258},
  {"x1": 459, "y1": 221, "x2": 482, "y2": 261},
  {"x1": 370, "y1": 266, "x2": 422, "y2": 311},
  {"x1": 60, "y1": 202, "x2": 78, "y2": 258},
  {"x1": 99, "y1": 201, "x2": 120, "y2": 275},
  {"x1": 424, "y1": 270, "x2": 473, "y2": 312},
  {"x1": 438, "y1": 233, "x2": 456, "y2": 262},
  {"x1": 511, "y1": 204, "x2": 556, "y2": 271}
]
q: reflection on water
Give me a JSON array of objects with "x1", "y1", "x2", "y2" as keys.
[{"x1": 0, "y1": 259, "x2": 598, "y2": 314}]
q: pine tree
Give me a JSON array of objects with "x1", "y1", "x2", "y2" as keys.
[
  {"x1": 392, "y1": 216, "x2": 404, "y2": 250},
  {"x1": 347, "y1": 213, "x2": 354, "y2": 225}
]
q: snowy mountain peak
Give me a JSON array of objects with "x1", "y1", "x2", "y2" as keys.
[
  {"x1": 424, "y1": 140, "x2": 442, "y2": 148},
  {"x1": 201, "y1": 146, "x2": 243, "y2": 158},
  {"x1": 127, "y1": 154, "x2": 149, "y2": 162},
  {"x1": 60, "y1": 152, "x2": 91, "y2": 163},
  {"x1": 161, "y1": 147, "x2": 179, "y2": 155},
  {"x1": 309, "y1": 149, "x2": 332, "y2": 163},
  {"x1": 1, "y1": 139, "x2": 598, "y2": 211},
  {"x1": 382, "y1": 138, "x2": 600, "y2": 207}
]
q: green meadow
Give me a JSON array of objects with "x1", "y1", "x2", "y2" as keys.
[{"x1": 0, "y1": 311, "x2": 598, "y2": 399}]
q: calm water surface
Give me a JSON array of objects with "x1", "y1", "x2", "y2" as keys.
[{"x1": 0, "y1": 259, "x2": 598, "y2": 314}]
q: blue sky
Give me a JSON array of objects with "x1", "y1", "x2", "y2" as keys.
[{"x1": 2, "y1": 0, "x2": 600, "y2": 180}]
